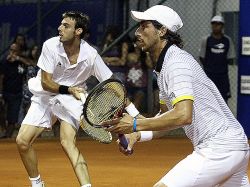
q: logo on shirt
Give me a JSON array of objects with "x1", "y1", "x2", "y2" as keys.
[
  {"x1": 211, "y1": 43, "x2": 225, "y2": 54},
  {"x1": 215, "y1": 43, "x2": 225, "y2": 49},
  {"x1": 169, "y1": 92, "x2": 176, "y2": 100}
]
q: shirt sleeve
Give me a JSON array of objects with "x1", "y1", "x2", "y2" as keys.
[
  {"x1": 167, "y1": 61, "x2": 194, "y2": 106},
  {"x1": 227, "y1": 37, "x2": 236, "y2": 59},
  {"x1": 37, "y1": 42, "x2": 56, "y2": 74},
  {"x1": 199, "y1": 36, "x2": 207, "y2": 58},
  {"x1": 92, "y1": 54, "x2": 113, "y2": 82},
  {"x1": 159, "y1": 91, "x2": 166, "y2": 104}
]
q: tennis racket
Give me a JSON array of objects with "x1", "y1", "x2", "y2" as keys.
[
  {"x1": 80, "y1": 79, "x2": 131, "y2": 152},
  {"x1": 79, "y1": 92, "x2": 112, "y2": 144},
  {"x1": 79, "y1": 115, "x2": 112, "y2": 144}
]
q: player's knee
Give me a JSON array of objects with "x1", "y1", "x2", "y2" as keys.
[
  {"x1": 153, "y1": 181, "x2": 168, "y2": 187},
  {"x1": 16, "y1": 135, "x2": 31, "y2": 152}
]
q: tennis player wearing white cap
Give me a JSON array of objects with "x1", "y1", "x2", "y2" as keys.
[{"x1": 102, "y1": 5, "x2": 250, "y2": 187}]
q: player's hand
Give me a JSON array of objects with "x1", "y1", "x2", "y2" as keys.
[
  {"x1": 68, "y1": 86, "x2": 84, "y2": 100},
  {"x1": 117, "y1": 132, "x2": 140, "y2": 156},
  {"x1": 101, "y1": 113, "x2": 134, "y2": 134}
]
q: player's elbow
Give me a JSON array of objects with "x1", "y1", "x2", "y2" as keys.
[
  {"x1": 175, "y1": 105, "x2": 193, "y2": 126},
  {"x1": 41, "y1": 70, "x2": 53, "y2": 91},
  {"x1": 176, "y1": 112, "x2": 192, "y2": 127},
  {"x1": 180, "y1": 113, "x2": 192, "y2": 126},
  {"x1": 41, "y1": 79, "x2": 50, "y2": 91},
  {"x1": 175, "y1": 100, "x2": 193, "y2": 126}
]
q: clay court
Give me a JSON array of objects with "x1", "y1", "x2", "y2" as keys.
[{"x1": 0, "y1": 137, "x2": 249, "y2": 187}]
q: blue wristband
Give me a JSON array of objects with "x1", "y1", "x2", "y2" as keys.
[{"x1": 133, "y1": 118, "x2": 137, "y2": 132}]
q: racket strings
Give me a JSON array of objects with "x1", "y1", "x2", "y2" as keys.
[
  {"x1": 86, "y1": 95, "x2": 121, "y2": 122},
  {"x1": 86, "y1": 93, "x2": 123, "y2": 123},
  {"x1": 80, "y1": 116, "x2": 112, "y2": 144},
  {"x1": 85, "y1": 82, "x2": 125, "y2": 126}
]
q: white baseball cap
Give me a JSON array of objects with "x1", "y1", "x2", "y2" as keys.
[
  {"x1": 131, "y1": 5, "x2": 183, "y2": 32},
  {"x1": 211, "y1": 15, "x2": 224, "y2": 24}
]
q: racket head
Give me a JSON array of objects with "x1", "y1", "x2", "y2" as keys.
[
  {"x1": 80, "y1": 115, "x2": 112, "y2": 144},
  {"x1": 83, "y1": 79, "x2": 126, "y2": 127}
]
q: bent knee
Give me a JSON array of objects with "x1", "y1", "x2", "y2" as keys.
[
  {"x1": 16, "y1": 135, "x2": 31, "y2": 151},
  {"x1": 153, "y1": 181, "x2": 168, "y2": 187}
]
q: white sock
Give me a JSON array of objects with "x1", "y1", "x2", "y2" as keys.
[
  {"x1": 81, "y1": 184, "x2": 91, "y2": 187},
  {"x1": 29, "y1": 175, "x2": 43, "y2": 187}
]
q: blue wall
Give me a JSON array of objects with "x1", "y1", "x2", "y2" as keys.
[
  {"x1": 238, "y1": 0, "x2": 250, "y2": 138},
  {"x1": 0, "y1": 1, "x2": 124, "y2": 53}
]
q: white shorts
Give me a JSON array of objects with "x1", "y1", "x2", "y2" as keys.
[
  {"x1": 160, "y1": 148, "x2": 250, "y2": 187},
  {"x1": 22, "y1": 94, "x2": 83, "y2": 129}
]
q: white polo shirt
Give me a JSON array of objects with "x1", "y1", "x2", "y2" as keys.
[
  {"x1": 25, "y1": 37, "x2": 112, "y2": 128},
  {"x1": 156, "y1": 44, "x2": 249, "y2": 151},
  {"x1": 35, "y1": 36, "x2": 111, "y2": 89}
]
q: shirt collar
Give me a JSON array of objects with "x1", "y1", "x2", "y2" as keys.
[
  {"x1": 155, "y1": 42, "x2": 172, "y2": 73},
  {"x1": 57, "y1": 42, "x2": 67, "y2": 58},
  {"x1": 57, "y1": 39, "x2": 88, "y2": 63},
  {"x1": 78, "y1": 40, "x2": 89, "y2": 62}
]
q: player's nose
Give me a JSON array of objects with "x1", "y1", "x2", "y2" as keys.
[
  {"x1": 58, "y1": 25, "x2": 62, "y2": 32},
  {"x1": 135, "y1": 27, "x2": 140, "y2": 37}
]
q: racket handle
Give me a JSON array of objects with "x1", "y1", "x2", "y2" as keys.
[
  {"x1": 118, "y1": 134, "x2": 133, "y2": 154},
  {"x1": 79, "y1": 92, "x2": 86, "y2": 103}
]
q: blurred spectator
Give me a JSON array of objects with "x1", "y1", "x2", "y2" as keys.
[
  {"x1": 0, "y1": 43, "x2": 26, "y2": 138},
  {"x1": 125, "y1": 42, "x2": 151, "y2": 113},
  {"x1": 14, "y1": 33, "x2": 29, "y2": 57},
  {"x1": 100, "y1": 25, "x2": 131, "y2": 83},
  {"x1": 0, "y1": 78, "x2": 5, "y2": 137},
  {"x1": 21, "y1": 44, "x2": 40, "y2": 114},
  {"x1": 199, "y1": 15, "x2": 236, "y2": 103}
]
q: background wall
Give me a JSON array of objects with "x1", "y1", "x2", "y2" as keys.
[
  {"x1": 0, "y1": 0, "x2": 124, "y2": 58},
  {"x1": 0, "y1": 0, "x2": 249, "y2": 137},
  {"x1": 238, "y1": 0, "x2": 250, "y2": 137}
]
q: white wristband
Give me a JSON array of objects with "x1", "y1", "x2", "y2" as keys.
[
  {"x1": 139, "y1": 131, "x2": 153, "y2": 142},
  {"x1": 125, "y1": 102, "x2": 139, "y2": 117}
]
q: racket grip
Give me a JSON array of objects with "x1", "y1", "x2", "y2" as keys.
[
  {"x1": 118, "y1": 134, "x2": 128, "y2": 149},
  {"x1": 79, "y1": 92, "x2": 86, "y2": 103},
  {"x1": 118, "y1": 134, "x2": 133, "y2": 154}
]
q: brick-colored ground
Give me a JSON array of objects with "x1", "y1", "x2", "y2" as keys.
[{"x1": 0, "y1": 138, "x2": 249, "y2": 187}]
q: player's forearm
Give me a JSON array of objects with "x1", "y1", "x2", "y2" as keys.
[
  {"x1": 41, "y1": 70, "x2": 71, "y2": 94},
  {"x1": 152, "y1": 130, "x2": 170, "y2": 139},
  {"x1": 136, "y1": 108, "x2": 191, "y2": 132},
  {"x1": 41, "y1": 78, "x2": 61, "y2": 93}
]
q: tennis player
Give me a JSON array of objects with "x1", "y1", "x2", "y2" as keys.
[
  {"x1": 102, "y1": 5, "x2": 250, "y2": 187},
  {"x1": 16, "y1": 11, "x2": 113, "y2": 187}
]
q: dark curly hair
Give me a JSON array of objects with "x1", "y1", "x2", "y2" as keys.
[
  {"x1": 151, "y1": 20, "x2": 183, "y2": 48},
  {"x1": 62, "y1": 11, "x2": 90, "y2": 39}
]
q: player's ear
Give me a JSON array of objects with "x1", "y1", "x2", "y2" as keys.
[
  {"x1": 75, "y1": 28, "x2": 83, "y2": 37},
  {"x1": 159, "y1": 27, "x2": 167, "y2": 38}
]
